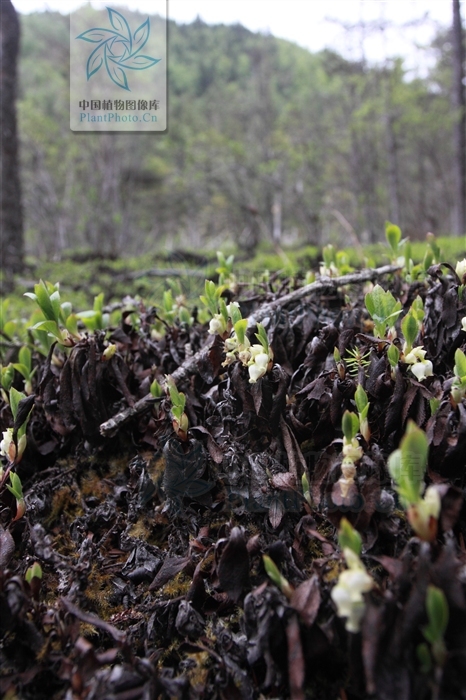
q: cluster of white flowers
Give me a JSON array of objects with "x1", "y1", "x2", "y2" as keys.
[
  {"x1": 319, "y1": 262, "x2": 339, "y2": 277},
  {"x1": 403, "y1": 345, "x2": 433, "y2": 382},
  {"x1": 337, "y1": 433, "x2": 363, "y2": 499},
  {"x1": 342, "y1": 437, "x2": 363, "y2": 463},
  {"x1": 0, "y1": 428, "x2": 27, "y2": 464},
  {"x1": 208, "y1": 301, "x2": 274, "y2": 383},
  {"x1": 331, "y1": 548, "x2": 373, "y2": 633},
  {"x1": 208, "y1": 301, "x2": 241, "y2": 337},
  {"x1": 223, "y1": 334, "x2": 273, "y2": 383}
]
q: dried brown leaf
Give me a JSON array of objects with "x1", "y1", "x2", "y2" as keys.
[{"x1": 290, "y1": 575, "x2": 321, "y2": 627}]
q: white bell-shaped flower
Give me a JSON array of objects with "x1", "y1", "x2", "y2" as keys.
[
  {"x1": 410, "y1": 359, "x2": 433, "y2": 382},
  {"x1": 331, "y1": 548, "x2": 373, "y2": 633}
]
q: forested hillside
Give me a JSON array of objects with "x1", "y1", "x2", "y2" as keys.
[{"x1": 18, "y1": 10, "x2": 460, "y2": 258}]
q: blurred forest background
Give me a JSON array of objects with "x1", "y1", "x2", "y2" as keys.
[{"x1": 3, "y1": 2, "x2": 466, "y2": 269}]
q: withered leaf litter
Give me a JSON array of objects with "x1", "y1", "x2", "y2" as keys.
[{"x1": 1, "y1": 264, "x2": 466, "y2": 699}]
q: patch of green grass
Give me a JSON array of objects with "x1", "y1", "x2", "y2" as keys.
[{"x1": 3, "y1": 236, "x2": 464, "y2": 340}]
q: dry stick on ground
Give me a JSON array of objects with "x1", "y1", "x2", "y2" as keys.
[{"x1": 100, "y1": 264, "x2": 401, "y2": 437}]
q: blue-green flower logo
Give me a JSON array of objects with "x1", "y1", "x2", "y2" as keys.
[{"x1": 76, "y1": 7, "x2": 161, "y2": 91}]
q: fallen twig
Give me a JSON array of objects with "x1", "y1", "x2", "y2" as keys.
[{"x1": 100, "y1": 264, "x2": 401, "y2": 437}]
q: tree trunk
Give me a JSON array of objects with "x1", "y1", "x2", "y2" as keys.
[
  {"x1": 385, "y1": 112, "x2": 400, "y2": 228},
  {"x1": 452, "y1": 0, "x2": 465, "y2": 236},
  {"x1": 272, "y1": 191, "x2": 282, "y2": 244},
  {"x1": 0, "y1": 0, "x2": 23, "y2": 287}
]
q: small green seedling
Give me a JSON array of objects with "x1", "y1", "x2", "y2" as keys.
[
  {"x1": 200, "y1": 279, "x2": 224, "y2": 319},
  {"x1": 149, "y1": 378, "x2": 163, "y2": 417},
  {"x1": 354, "y1": 385, "x2": 370, "y2": 442},
  {"x1": 417, "y1": 585, "x2": 449, "y2": 671},
  {"x1": 364, "y1": 284, "x2": 402, "y2": 339},
  {"x1": 150, "y1": 378, "x2": 164, "y2": 399},
  {"x1": 25, "y1": 562, "x2": 43, "y2": 600},
  {"x1": 7, "y1": 471, "x2": 26, "y2": 521},
  {"x1": 75, "y1": 292, "x2": 109, "y2": 332},
  {"x1": 1, "y1": 388, "x2": 34, "y2": 465},
  {"x1": 13, "y1": 346, "x2": 36, "y2": 395},
  {"x1": 25, "y1": 280, "x2": 80, "y2": 346},
  {"x1": 25, "y1": 562, "x2": 43, "y2": 584},
  {"x1": 334, "y1": 347, "x2": 345, "y2": 380},
  {"x1": 338, "y1": 517, "x2": 362, "y2": 556},
  {"x1": 385, "y1": 221, "x2": 404, "y2": 261},
  {"x1": 166, "y1": 375, "x2": 189, "y2": 441},
  {"x1": 388, "y1": 421, "x2": 440, "y2": 541},
  {"x1": 451, "y1": 348, "x2": 466, "y2": 408},
  {"x1": 401, "y1": 311, "x2": 420, "y2": 356},
  {"x1": 263, "y1": 554, "x2": 293, "y2": 599},
  {"x1": 387, "y1": 343, "x2": 400, "y2": 371},
  {"x1": 319, "y1": 245, "x2": 353, "y2": 277},
  {"x1": 1, "y1": 364, "x2": 15, "y2": 398},
  {"x1": 216, "y1": 251, "x2": 236, "y2": 286},
  {"x1": 301, "y1": 472, "x2": 312, "y2": 507},
  {"x1": 342, "y1": 410, "x2": 359, "y2": 444},
  {"x1": 344, "y1": 347, "x2": 371, "y2": 378}
]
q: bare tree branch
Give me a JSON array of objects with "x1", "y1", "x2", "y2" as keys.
[{"x1": 100, "y1": 263, "x2": 401, "y2": 437}]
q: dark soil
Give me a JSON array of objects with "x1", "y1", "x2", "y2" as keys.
[{"x1": 1, "y1": 266, "x2": 466, "y2": 700}]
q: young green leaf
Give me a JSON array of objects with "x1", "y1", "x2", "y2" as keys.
[
  {"x1": 234, "y1": 318, "x2": 248, "y2": 345},
  {"x1": 385, "y1": 221, "x2": 402, "y2": 254},
  {"x1": 423, "y1": 248, "x2": 434, "y2": 272},
  {"x1": 7, "y1": 471, "x2": 24, "y2": 500},
  {"x1": 1, "y1": 364, "x2": 15, "y2": 392},
  {"x1": 8, "y1": 387, "x2": 26, "y2": 421},
  {"x1": 416, "y1": 643, "x2": 432, "y2": 673},
  {"x1": 423, "y1": 585, "x2": 449, "y2": 644},
  {"x1": 301, "y1": 472, "x2": 311, "y2": 505},
  {"x1": 263, "y1": 554, "x2": 293, "y2": 598},
  {"x1": 401, "y1": 312, "x2": 419, "y2": 350},
  {"x1": 387, "y1": 343, "x2": 400, "y2": 368},
  {"x1": 219, "y1": 298, "x2": 229, "y2": 325},
  {"x1": 228, "y1": 303, "x2": 242, "y2": 326},
  {"x1": 255, "y1": 323, "x2": 269, "y2": 352},
  {"x1": 60, "y1": 301, "x2": 73, "y2": 323},
  {"x1": 65, "y1": 314, "x2": 79, "y2": 336},
  {"x1": 18, "y1": 347, "x2": 32, "y2": 373},
  {"x1": 25, "y1": 562, "x2": 43, "y2": 584},
  {"x1": 163, "y1": 290, "x2": 174, "y2": 314},
  {"x1": 179, "y1": 307, "x2": 192, "y2": 325},
  {"x1": 323, "y1": 244, "x2": 335, "y2": 268},
  {"x1": 388, "y1": 421, "x2": 428, "y2": 504},
  {"x1": 365, "y1": 285, "x2": 402, "y2": 338},
  {"x1": 200, "y1": 280, "x2": 219, "y2": 317},
  {"x1": 342, "y1": 410, "x2": 359, "y2": 443},
  {"x1": 411, "y1": 295, "x2": 424, "y2": 322},
  {"x1": 354, "y1": 385, "x2": 369, "y2": 415},
  {"x1": 454, "y1": 349, "x2": 466, "y2": 379},
  {"x1": 93, "y1": 293, "x2": 104, "y2": 313},
  {"x1": 150, "y1": 379, "x2": 163, "y2": 398},
  {"x1": 31, "y1": 320, "x2": 64, "y2": 343},
  {"x1": 24, "y1": 280, "x2": 60, "y2": 324},
  {"x1": 338, "y1": 517, "x2": 362, "y2": 555}
]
